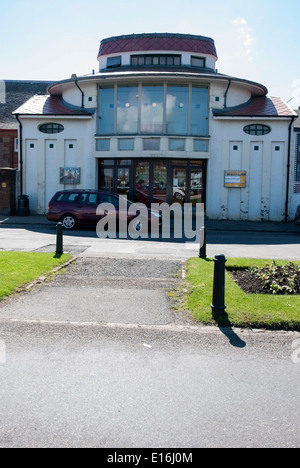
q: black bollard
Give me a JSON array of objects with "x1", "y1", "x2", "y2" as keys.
[
  {"x1": 56, "y1": 222, "x2": 63, "y2": 255},
  {"x1": 211, "y1": 254, "x2": 227, "y2": 314},
  {"x1": 199, "y1": 226, "x2": 207, "y2": 259}
]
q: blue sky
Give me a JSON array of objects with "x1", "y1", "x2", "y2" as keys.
[{"x1": 1, "y1": 0, "x2": 300, "y2": 107}]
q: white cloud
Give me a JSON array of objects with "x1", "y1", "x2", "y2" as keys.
[{"x1": 233, "y1": 18, "x2": 255, "y2": 62}]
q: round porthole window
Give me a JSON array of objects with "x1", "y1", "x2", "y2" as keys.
[
  {"x1": 243, "y1": 124, "x2": 271, "y2": 136},
  {"x1": 39, "y1": 123, "x2": 64, "y2": 134}
]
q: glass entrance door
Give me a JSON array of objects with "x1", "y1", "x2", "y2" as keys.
[
  {"x1": 153, "y1": 161, "x2": 167, "y2": 204},
  {"x1": 117, "y1": 167, "x2": 130, "y2": 195},
  {"x1": 136, "y1": 160, "x2": 168, "y2": 205},
  {"x1": 136, "y1": 161, "x2": 150, "y2": 205},
  {"x1": 172, "y1": 167, "x2": 187, "y2": 204},
  {"x1": 99, "y1": 159, "x2": 206, "y2": 207},
  {"x1": 98, "y1": 160, "x2": 133, "y2": 199},
  {"x1": 190, "y1": 162, "x2": 206, "y2": 204}
]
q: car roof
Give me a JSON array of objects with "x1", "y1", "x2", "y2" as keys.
[{"x1": 55, "y1": 189, "x2": 114, "y2": 194}]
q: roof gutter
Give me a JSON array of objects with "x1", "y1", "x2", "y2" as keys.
[
  {"x1": 224, "y1": 79, "x2": 232, "y2": 108},
  {"x1": 15, "y1": 114, "x2": 23, "y2": 196},
  {"x1": 75, "y1": 80, "x2": 85, "y2": 108},
  {"x1": 285, "y1": 115, "x2": 296, "y2": 222}
]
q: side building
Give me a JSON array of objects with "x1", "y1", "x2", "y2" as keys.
[
  {"x1": 0, "y1": 80, "x2": 53, "y2": 215},
  {"x1": 12, "y1": 33, "x2": 298, "y2": 221}
]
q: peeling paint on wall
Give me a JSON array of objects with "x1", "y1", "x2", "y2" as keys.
[
  {"x1": 220, "y1": 204, "x2": 228, "y2": 220},
  {"x1": 260, "y1": 198, "x2": 270, "y2": 221},
  {"x1": 240, "y1": 200, "x2": 249, "y2": 220}
]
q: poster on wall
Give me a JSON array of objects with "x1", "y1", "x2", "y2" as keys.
[
  {"x1": 224, "y1": 171, "x2": 246, "y2": 188},
  {"x1": 60, "y1": 167, "x2": 81, "y2": 185}
]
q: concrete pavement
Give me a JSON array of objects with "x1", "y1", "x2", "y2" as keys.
[
  {"x1": 1, "y1": 214, "x2": 299, "y2": 232},
  {"x1": 0, "y1": 219, "x2": 300, "y2": 447},
  {"x1": 0, "y1": 215, "x2": 300, "y2": 260},
  {"x1": 0, "y1": 255, "x2": 300, "y2": 448}
]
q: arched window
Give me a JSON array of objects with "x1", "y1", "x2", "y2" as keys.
[
  {"x1": 243, "y1": 124, "x2": 271, "y2": 136},
  {"x1": 39, "y1": 123, "x2": 64, "y2": 134}
]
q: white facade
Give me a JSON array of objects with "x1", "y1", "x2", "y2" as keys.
[{"x1": 14, "y1": 33, "x2": 298, "y2": 221}]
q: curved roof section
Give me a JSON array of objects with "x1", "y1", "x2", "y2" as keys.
[
  {"x1": 13, "y1": 95, "x2": 94, "y2": 116},
  {"x1": 48, "y1": 69, "x2": 267, "y2": 98},
  {"x1": 213, "y1": 96, "x2": 296, "y2": 118},
  {"x1": 98, "y1": 33, "x2": 218, "y2": 59}
]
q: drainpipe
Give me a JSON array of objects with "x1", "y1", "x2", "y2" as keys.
[
  {"x1": 15, "y1": 114, "x2": 23, "y2": 196},
  {"x1": 224, "y1": 79, "x2": 232, "y2": 108},
  {"x1": 75, "y1": 80, "x2": 85, "y2": 108},
  {"x1": 285, "y1": 116, "x2": 296, "y2": 223}
]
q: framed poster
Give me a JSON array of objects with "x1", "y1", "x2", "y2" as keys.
[
  {"x1": 60, "y1": 167, "x2": 81, "y2": 185},
  {"x1": 224, "y1": 171, "x2": 246, "y2": 188}
]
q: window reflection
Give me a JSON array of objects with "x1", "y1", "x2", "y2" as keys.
[
  {"x1": 98, "y1": 85, "x2": 208, "y2": 136},
  {"x1": 136, "y1": 162, "x2": 150, "y2": 204},
  {"x1": 141, "y1": 86, "x2": 164, "y2": 133},
  {"x1": 99, "y1": 88, "x2": 114, "y2": 134},
  {"x1": 191, "y1": 88, "x2": 208, "y2": 135},
  {"x1": 117, "y1": 86, "x2": 139, "y2": 134},
  {"x1": 166, "y1": 86, "x2": 189, "y2": 135}
]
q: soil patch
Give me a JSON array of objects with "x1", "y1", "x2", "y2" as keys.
[{"x1": 228, "y1": 263, "x2": 300, "y2": 295}]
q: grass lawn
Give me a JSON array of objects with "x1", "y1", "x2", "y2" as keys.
[
  {"x1": 179, "y1": 257, "x2": 300, "y2": 330},
  {"x1": 0, "y1": 252, "x2": 72, "y2": 300}
]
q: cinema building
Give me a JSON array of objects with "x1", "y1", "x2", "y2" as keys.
[{"x1": 13, "y1": 33, "x2": 299, "y2": 221}]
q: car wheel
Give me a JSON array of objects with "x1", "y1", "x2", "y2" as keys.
[{"x1": 61, "y1": 214, "x2": 77, "y2": 230}]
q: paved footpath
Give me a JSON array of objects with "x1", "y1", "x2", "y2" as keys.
[
  {"x1": 0, "y1": 257, "x2": 183, "y2": 326},
  {"x1": 1, "y1": 257, "x2": 300, "y2": 447},
  {"x1": 1, "y1": 219, "x2": 300, "y2": 447}
]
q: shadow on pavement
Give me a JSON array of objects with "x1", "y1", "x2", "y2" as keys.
[{"x1": 212, "y1": 310, "x2": 247, "y2": 348}]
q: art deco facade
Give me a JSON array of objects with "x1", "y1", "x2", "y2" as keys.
[{"x1": 13, "y1": 33, "x2": 299, "y2": 220}]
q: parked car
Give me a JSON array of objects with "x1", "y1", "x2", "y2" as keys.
[
  {"x1": 295, "y1": 205, "x2": 300, "y2": 226},
  {"x1": 47, "y1": 189, "x2": 161, "y2": 232}
]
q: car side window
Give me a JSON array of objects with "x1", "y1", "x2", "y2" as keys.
[
  {"x1": 100, "y1": 194, "x2": 119, "y2": 208},
  {"x1": 57, "y1": 193, "x2": 80, "y2": 203},
  {"x1": 88, "y1": 194, "x2": 98, "y2": 205}
]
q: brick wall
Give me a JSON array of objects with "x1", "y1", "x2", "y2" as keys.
[{"x1": 0, "y1": 129, "x2": 18, "y2": 168}]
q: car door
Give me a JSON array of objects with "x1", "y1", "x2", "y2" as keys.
[{"x1": 76, "y1": 192, "x2": 99, "y2": 225}]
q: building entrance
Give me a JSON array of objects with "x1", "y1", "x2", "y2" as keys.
[{"x1": 98, "y1": 159, "x2": 206, "y2": 207}]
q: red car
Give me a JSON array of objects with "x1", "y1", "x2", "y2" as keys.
[{"x1": 47, "y1": 189, "x2": 161, "y2": 232}]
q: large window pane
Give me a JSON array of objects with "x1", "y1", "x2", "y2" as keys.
[
  {"x1": 166, "y1": 86, "x2": 189, "y2": 135},
  {"x1": 191, "y1": 87, "x2": 208, "y2": 136},
  {"x1": 99, "y1": 88, "x2": 115, "y2": 134},
  {"x1": 117, "y1": 86, "x2": 139, "y2": 134},
  {"x1": 117, "y1": 167, "x2": 130, "y2": 195},
  {"x1": 190, "y1": 166, "x2": 205, "y2": 204},
  {"x1": 153, "y1": 161, "x2": 167, "y2": 203},
  {"x1": 136, "y1": 161, "x2": 150, "y2": 205},
  {"x1": 99, "y1": 167, "x2": 114, "y2": 191},
  {"x1": 141, "y1": 86, "x2": 164, "y2": 133}
]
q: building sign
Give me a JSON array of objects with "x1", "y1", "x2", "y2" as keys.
[
  {"x1": 224, "y1": 171, "x2": 246, "y2": 188},
  {"x1": 60, "y1": 167, "x2": 81, "y2": 185}
]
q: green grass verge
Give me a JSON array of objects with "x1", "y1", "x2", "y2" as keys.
[
  {"x1": 0, "y1": 252, "x2": 72, "y2": 300},
  {"x1": 180, "y1": 257, "x2": 300, "y2": 330}
]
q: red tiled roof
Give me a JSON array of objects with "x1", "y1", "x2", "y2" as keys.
[
  {"x1": 213, "y1": 96, "x2": 296, "y2": 118},
  {"x1": 98, "y1": 33, "x2": 217, "y2": 59},
  {"x1": 13, "y1": 95, "x2": 94, "y2": 116}
]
